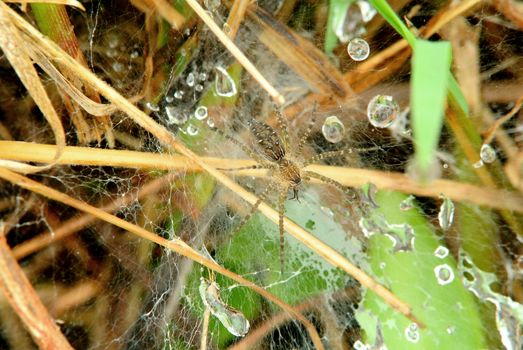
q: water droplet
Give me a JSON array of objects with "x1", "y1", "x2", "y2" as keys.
[
  {"x1": 199, "y1": 278, "x2": 250, "y2": 337},
  {"x1": 165, "y1": 95, "x2": 174, "y2": 103},
  {"x1": 434, "y1": 264, "x2": 455, "y2": 285},
  {"x1": 195, "y1": 84, "x2": 204, "y2": 92},
  {"x1": 207, "y1": 118, "x2": 215, "y2": 128},
  {"x1": 367, "y1": 95, "x2": 399, "y2": 128},
  {"x1": 186, "y1": 72, "x2": 195, "y2": 87},
  {"x1": 473, "y1": 160, "x2": 484, "y2": 168},
  {"x1": 174, "y1": 90, "x2": 184, "y2": 99},
  {"x1": 438, "y1": 195, "x2": 454, "y2": 231},
  {"x1": 194, "y1": 106, "x2": 208, "y2": 120},
  {"x1": 321, "y1": 116, "x2": 345, "y2": 143},
  {"x1": 379, "y1": 262, "x2": 386, "y2": 270},
  {"x1": 199, "y1": 72, "x2": 208, "y2": 81},
  {"x1": 112, "y1": 62, "x2": 124, "y2": 72},
  {"x1": 184, "y1": 28, "x2": 191, "y2": 36},
  {"x1": 480, "y1": 144, "x2": 497, "y2": 164},
  {"x1": 405, "y1": 323, "x2": 420, "y2": 343},
  {"x1": 145, "y1": 102, "x2": 160, "y2": 112},
  {"x1": 358, "y1": 0, "x2": 377, "y2": 22},
  {"x1": 187, "y1": 124, "x2": 199, "y2": 136},
  {"x1": 434, "y1": 246, "x2": 449, "y2": 259},
  {"x1": 446, "y1": 325, "x2": 456, "y2": 334},
  {"x1": 165, "y1": 106, "x2": 188, "y2": 125},
  {"x1": 214, "y1": 66, "x2": 237, "y2": 97},
  {"x1": 399, "y1": 195, "x2": 415, "y2": 211},
  {"x1": 106, "y1": 48, "x2": 118, "y2": 58},
  {"x1": 347, "y1": 38, "x2": 370, "y2": 61},
  {"x1": 353, "y1": 340, "x2": 368, "y2": 350},
  {"x1": 223, "y1": 23, "x2": 231, "y2": 35},
  {"x1": 130, "y1": 50, "x2": 140, "y2": 59},
  {"x1": 320, "y1": 206, "x2": 334, "y2": 218}
]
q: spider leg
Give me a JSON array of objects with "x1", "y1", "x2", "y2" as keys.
[
  {"x1": 273, "y1": 104, "x2": 290, "y2": 151},
  {"x1": 302, "y1": 149, "x2": 351, "y2": 167},
  {"x1": 277, "y1": 185, "x2": 288, "y2": 274},
  {"x1": 302, "y1": 170, "x2": 358, "y2": 200},
  {"x1": 217, "y1": 164, "x2": 271, "y2": 172},
  {"x1": 296, "y1": 103, "x2": 318, "y2": 157},
  {"x1": 209, "y1": 126, "x2": 267, "y2": 164}
]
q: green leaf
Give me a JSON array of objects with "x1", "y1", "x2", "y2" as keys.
[
  {"x1": 411, "y1": 39, "x2": 451, "y2": 173},
  {"x1": 324, "y1": 0, "x2": 354, "y2": 54},
  {"x1": 358, "y1": 191, "x2": 487, "y2": 349},
  {"x1": 368, "y1": 0, "x2": 415, "y2": 46}
]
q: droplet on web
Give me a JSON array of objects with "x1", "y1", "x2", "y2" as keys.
[
  {"x1": 145, "y1": 102, "x2": 160, "y2": 112},
  {"x1": 214, "y1": 66, "x2": 237, "y2": 97},
  {"x1": 195, "y1": 84, "x2": 204, "y2": 92},
  {"x1": 434, "y1": 263, "x2": 455, "y2": 285},
  {"x1": 473, "y1": 160, "x2": 484, "y2": 168},
  {"x1": 438, "y1": 195, "x2": 454, "y2": 231},
  {"x1": 399, "y1": 195, "x2": 415, "y2": 211},
  {"x1": 165, "y1": 106, "x2": 187, "y2": 125},
  {"x1": 480, "y1": 144, "x2": 497, "y2": 164},
  {"x1": 194, "y1": 106, "x2": 208, "y2": 120},
  {"x1": 186, "y1": 72, "x2": 195, "y2": 87},
  {"x1": 165, "y1": 95, "x2": 174, "y2": 103},
  {"x1": 347, "y1": 38, "x2": 370, "y2": 61},
  {"x1": 434, "y1": 245, "x2": 449, "y2": 259},
  {"x1": 405, "y1": 322, "x2": 420, "y2": 343},
  {"x1": 321, "y1": 116, "x2": 345, "y2": 143},
  {"x1": 207, "y1": 118, "x2": 215, "y2": 128},
  {"x1": 367, "y1": 95, "x2": 399, "y2": 128},
  {"x1": 199, "y1": 72, "x2": 208, "y2": 81},
  {"x1": 199, "y1": 278, "x2": 250, "y2": 337},
  {"x1": 174, "y1": 90, "x2": 184, "y2": 99},
  {"x1": 186, "y1": 124, "x2": 199, "y2": 136}
]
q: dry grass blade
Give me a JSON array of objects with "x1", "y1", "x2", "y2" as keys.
[
  {"x1": 0, "y1": 167, "x2": 325, "y2": 350},
  {"x1": 225, "y1": 0, "x2": 250, "y2": 39},
  {"x1": 4, "y1": 2, "x2": 419, "y2": 323},
  {"x1": 1, "y1": 141, "x2": 522, "y2": 213},
  {"x1": 250, "y1": 6, "x2": 352, "y2": 98},
  {"x1": 0, "y1": 223, "x2": 74, "y2": 350},
  {"x1": 3, "y1": 0, "x2": 85, "y2": 11},
  {"x1": 150, "y1": 0, "x2": 185, "y2": 29},
  {"x1": 182, "y1": 0, "x2": 285, "y2": 104},
  {"x1": 0, "y1": 5, "x2": 65, "y2": 173}
]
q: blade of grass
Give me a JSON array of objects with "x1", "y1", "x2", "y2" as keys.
[
  {"x1": 411, "y1": 39, "x2": 451, "y2": 175},
  {"x1": 324, "y1": 0, "x2": 353, "y2": 54}
]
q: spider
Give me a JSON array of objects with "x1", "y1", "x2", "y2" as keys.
[{"x1": 213, "y1": 107, "x2": 362, "y2": 272}]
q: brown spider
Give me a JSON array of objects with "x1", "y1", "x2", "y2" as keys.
[{"x1": 213, "y1": 107, "x2": 360, "y2": 272}]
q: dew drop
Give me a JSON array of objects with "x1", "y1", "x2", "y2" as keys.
[
  {"x1": 186, "y1": 72, "x2": 195, "y2": 87},
  {"x1": 223, "y1": 23, "x2": 232, "y2": 35},
  {"x1": 320, "y1": 206, "x2": 334, "y2": 218},
  {"x1": 145, "y1": 102, "x2": 160, "y2": 112},
  {"x1": 174, "y1": 90, "x2": 184, "y2": 99},
  {"x1": 165, "y1": 106, "x2": 188, "y2": 125},
  {"x1": 195, "y1": 84, "x2": 204, "y2": 92},
  {"x1": 438, "y1": 195, "x2": 454, "y2": 231},
  {"x1": 347, "y1": 38, "x2": 370, "y2": 61},
  {"x1": 199, "y1": 278, "x2": 250, "y2": 337},
  {"x1": 399, "y1": 195, "x2": 415, "y2": 211},
  {"x1": 473, "y1": 160, "x2": 484, "y2": 168},
  {"x1": 367, "y1": 95, "x2": 399, "y2": 128},
  {"x1": 112, "y1": 62, "x2": 125, "y2": 73},
  {"x1": 165, "y1": 95, "x2": 174, "y2": 103},
  {"x1": 446, "y1": 325, "x2": 456, "y2": 334},
  {"x1": 321, "y1": 116, "x2": 345, "y2": 143},
  {"x1": 130, "y1": 50, "x2": 140, "y2": 59},
  {"x1": 207, "y1": 118, "x2": 215, "y2": 128},
  {"x1": 480, "y1": 144, "x2": 497, "y2": 164},
  {"x1": 434, "y1": 246, "x2": 449, "y2": 259},
  {"x1": 199, "y1": 72, "x2": 208, "y2": 81},
  {"x1": 405, "y1": 323, "x2": 420, "y2": 343},
  {"x1": 353, "y1": 340, "x2": 368, "y2": 350},
  {"x1": 214, "y1": 66, "x2": 237, "y2": 97},
  {"x1": 434, "y1": 264, "x2": 455, "y2": 285},
  {"x1": 194, "y1": 106, "x2": 208, "y2": 120},
  {"x1": 186, "y1": 124, "x2": 199, "y2": 136}
]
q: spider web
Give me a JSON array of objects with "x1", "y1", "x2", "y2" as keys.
[{"x1": 0, "y1": 0, "x2": 522, "y2": 349}]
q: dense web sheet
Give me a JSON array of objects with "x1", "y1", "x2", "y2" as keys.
[{"x1": 0, "y1": 0, "x2": 522, "y2": 349}]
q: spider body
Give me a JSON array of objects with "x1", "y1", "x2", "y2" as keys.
[{"x1": 215, "y1": 107, "x2": 359, "y2": 273}]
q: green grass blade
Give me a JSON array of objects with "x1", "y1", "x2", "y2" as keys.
[
  {"x1": 368, "y1": 0, "x2": 415, "y2": 46},
  {"x1": 324, "y1": 0, "x2": 354, "y2": 54},
  {"x1": 411, "y1": 39, "x2": 451, "y2": 174}
]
